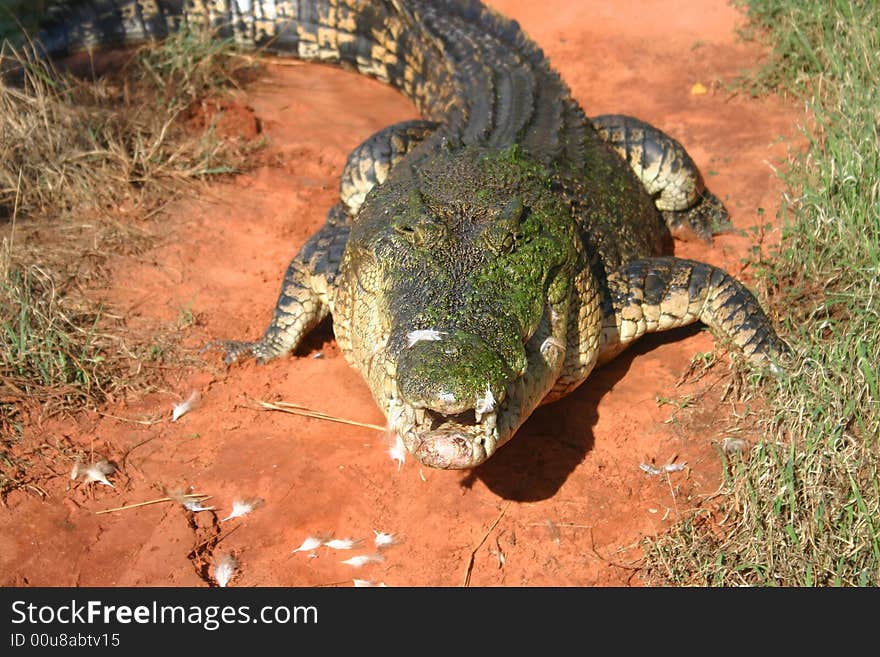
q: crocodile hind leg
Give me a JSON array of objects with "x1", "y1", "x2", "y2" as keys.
[
  {"x1": 592, "y1": 114, "x2": 731, "y2": 243},
  {"x1": 220, "y1": 203, "x2": 351, "y2": 364},
  {"x1": 339, "y1": 119, "x2": 439, "y2": 216},
  {"x1": 599, "y1": 257, "x2": 787, "y2": 371}
]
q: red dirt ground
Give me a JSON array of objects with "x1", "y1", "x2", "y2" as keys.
[{"x1": 0, "y1": 1, "x2": 803, "y2": 587}]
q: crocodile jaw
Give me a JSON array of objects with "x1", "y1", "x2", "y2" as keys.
[{"x1": 387, "y1": 400, "x2": 501, "y2": 469}]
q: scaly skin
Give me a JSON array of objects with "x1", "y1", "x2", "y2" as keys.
[{"x1": 29, "y1": 0, "x2": 789, "y2": 469}]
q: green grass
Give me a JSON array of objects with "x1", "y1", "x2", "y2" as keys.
[
  {"x1": 644, "y1": 0, "x2": 880, "y2": 586},
  {"x1": 0, "y1": 19, "x2": 262, "y2": 496}
]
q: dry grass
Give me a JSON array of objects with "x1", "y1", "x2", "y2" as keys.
[{"x1": 0, "y1": 26, "x2": 264, "y2": 496}]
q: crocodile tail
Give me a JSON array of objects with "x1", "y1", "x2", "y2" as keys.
[
  {"x1": 28, "y1": 1, "x2": 590, "y2": 165},
  {"x1": 27, "y1": 0, "x2": 455, "y2": 119}
]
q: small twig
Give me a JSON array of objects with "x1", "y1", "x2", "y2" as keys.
[
  {"x1": 587, "y1": 529, "x2": 643, "y2": 572},
  {"x1": 462, "y1": 502, "x2": 511, "y2": 587},
  {"x1": 95, "y1": 493, "x2": 210, "y2": 515},
  {"x1": 93, "y1": 410, "x2": 162, "y2": 426},
  {"x1": 192, "y1": 523, "x2": 242, "y2": 554},
  {"x1": 232, "y1": 52, "x2": 305, "y2": 68},
  {"x1": 315, "y1": 580, "x2": 353, "y2": 588},
  {"x1": 256, "y1": 400, "x2": 386, "y2": 432}
]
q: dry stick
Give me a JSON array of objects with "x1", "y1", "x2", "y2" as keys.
[
  {"x1": 232, "y1": 52, "x2": 306, "y2": 68},
  {"x1": 462, "y1": 502, "x2": 511, "y2": 587},
  {"x1": 95, "y1": 493, "x2": 211, "y2": 515},
  {"x1": 192, "y1": 523, "x2": 242, "y2": 555},
  {"x1": 94, "y1": 410, "x2": 162, "y2": 426},
  {"x1": 256, "y1": 400, "x2": 386, "y2": 432}
]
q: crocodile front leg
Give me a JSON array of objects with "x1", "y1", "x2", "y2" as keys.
[
  {"x1": 592, "y1": 114, "x2": 731, "y2": 243},
  {"x1": 221, "y1": 121, "x2": 439, "y2": 365},
  {"x1": 221, "y1": 203, "x2": 351, "y2": 364},
  {"x1": 599, "y1": 257, "x2": 788, "y2": 370}
]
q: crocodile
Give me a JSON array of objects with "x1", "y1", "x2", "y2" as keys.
[{"x1": 30, "y1": 0, "x2": 788, "y2": 469}]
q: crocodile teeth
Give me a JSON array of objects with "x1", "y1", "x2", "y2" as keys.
[
  {"x1": 483, "y1": 411, "x2": 497, "y2": 434},
  {"x1": 481, "y1": 430, "x2": 497, "y2": 456}
]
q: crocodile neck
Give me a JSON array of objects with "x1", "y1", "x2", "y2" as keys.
[{"x1": 408, "y1": 1, "x2": 588, "y2": 166}]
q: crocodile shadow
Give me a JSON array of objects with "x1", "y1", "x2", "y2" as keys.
[{"x1": 462, "y1": 323, "x2": 703, "y2": 501}]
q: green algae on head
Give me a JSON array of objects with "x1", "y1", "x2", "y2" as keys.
[{"x1": 337, "y1": 146, "x2": 586, "y2": 468}]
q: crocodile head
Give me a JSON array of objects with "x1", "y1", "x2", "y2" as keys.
[{"x1": 337, "y1": 146, "x2": 593, "y2": 469}]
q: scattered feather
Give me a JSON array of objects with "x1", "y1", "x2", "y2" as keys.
[
  {"x1": 544, "y1": 519, "x2": 561, "y2": 545},
  {"x1": 722, "y1": 437, "x2": 749, "y2": 455},
  {"x1": 76, "y1": 460, "x2": 117, "y2": 487},
  {"x1": 222, "y1": 497, "x2": 264, "y2": 521},
  {"x1": 388, "y1": 434, "x2": 406, "y2": 471},
  {"x1": 172, "y1": 390, "x2": 201, "y2": 422},
  {"x1": 324, "y1": 538, "x2": 364, "y2": 550},
  {"x1": 540, "y1": 337, "x2": 565, "y2": 358},
  {"x1": 213, "y1": 554, "x2": 238, "y2": 587},
  {"x1": 293, "y1": 536, "x2": 325, "y2": 553},
  {"x1": 312, "y1": 351, "x2": 324, "y2": 359},
  {"x1": 475, "y1": 383, "x2": 495, "y2": 415},
  {"x1": 181, "y1": 499, "x2": 215, "y2": 512},
  {"x1": 169, "y1": 489, "x2": 214, "y2": 512},
  {"x1": 341, "y1": 553, "x2": 385, "y2": 568},
  {"x1": 373, "y1": 530, "x2": 397, "y2": 549},
  {"x1": 353, "y1": 579, "x2": 387, "y2": 587},
  {"x1": 494, "y1": 536, "x2": 506, "y2": 569},
  {"x1": 640, "y1": 462, "x2": 687, "y2": 475},
  {"x1": 406, "y1": 329, "x2": 444, "y2": 348}
]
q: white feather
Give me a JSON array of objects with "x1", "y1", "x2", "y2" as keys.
[
  {"x1": 80, "y1": 460, "x2": 116, "y2": 487},
  {"x1": 341, "y1": 554, "x2": 385, "y2": 568},
  {"x1": 324, "y1": 538, "x2": 363, "y2": 550},
  {"x1": 181, "y1": 499, "x2": 215, "y2": 512},
  {"x1": 373, "y1": 530, "x2": 397, "y2": 548},
  {"x1": 353, "y1": 579, "x2": 387, "y2": 587},
  {"x1": 388, "y1": 434, "x2": 406, "y2": 471},
  {"x1": 292, "y1": 536, "x2": 324, "y2": 553},
  {"x1": 406, "y1": 329, "x2": 444, "y2": 348},
  {"x1": 213, "y1": 554, "x2": 238, "y2": 588},
  {"x1": 640, "y1": 462, "x2": 687, "y2": 476},
  {"x1": 221, "y1": 497, "x2": 264, "y2": 521},
  {"x1": 475, "y1": 383, "x2": 495, "y2": 414},
  {"x1": 172, "y1": 390, "x2": 201, "y2": 422},
  {"x1": 540, "y1": 337, "x2": 565, "y2": 358}
]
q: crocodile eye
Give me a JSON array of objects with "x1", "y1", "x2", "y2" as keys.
[
  {"x1": 484, "y1": 197, "x2": 525, "y2": 254},
  {"x1": 393, "y1": 221, "x2": 416, "y2": 236},
  {"x1": 498, "y1": 197, "x2": 525, "y2": 223}
]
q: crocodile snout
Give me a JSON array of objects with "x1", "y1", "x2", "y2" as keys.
[{"x1": 413, "y1": 431, "x2": 488, "y2": 469}]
